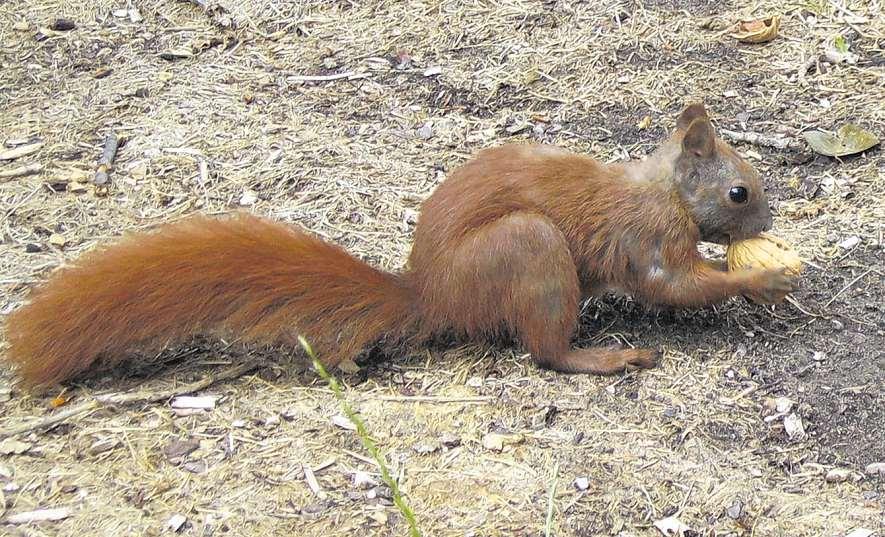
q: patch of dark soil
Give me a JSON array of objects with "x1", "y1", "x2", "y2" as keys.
[
  {"x1": 561, "y1": 102, "x2": 668, "y2": 152},
  {"x1": 751, "y1": 246, "x2": 885, "y2": 467},
  {"x1": 614, "y1": 40, "x2": 740, "y2": 70},
  {"x1": 380, "y1": 74, "x2": 536, "y2": 117},
  {"x1": 571, "y1": 242, "x2": 884, "y2": 468}
]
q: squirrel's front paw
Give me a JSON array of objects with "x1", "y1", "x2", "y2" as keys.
[{"x1": 744, "y1": 267, "x2": 798, "y2": 304}]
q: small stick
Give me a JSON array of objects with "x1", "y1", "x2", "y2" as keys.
[
  {"x1": 374, "y1": 395, "x2": 494, "y2": 404},
  {"x1": 0, "y1": 362, "x2": 261, "y2": 439},
  {"x1": 784, "y1": 295, "x2": 821, "y2": 318},
  {"x1": 0, "y1": 163, "x2": 43, "y2": 180},
  {"x1": 93, "y1": 132, "x2": 122, "y2": 186},
  {"x1": 288, "y1": 72, "x2": 370, "y2": 82},
  {"x1": 5, "y1": 507, "x2": 72, "y2": 524},
  {"x1": 719, "y1": 129, "x2": 805, "y2": 151},
  {"x1": 822, "y1": 268, "x2": 874, "y2": 308}
]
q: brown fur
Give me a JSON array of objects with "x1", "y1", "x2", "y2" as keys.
[{"x1": 3, "y1": 104, "x2": 796, "y2": 387}]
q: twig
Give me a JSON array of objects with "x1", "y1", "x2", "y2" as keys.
[
  {"x1": 93, "y1": 132, "x2": 122, "y2": 186},
  {"x1": 287, "y1": 72, "x2": 371, "y2": 82},
  {"x1": 0, "y1": 163, "x2": 43, "y2": 180},
  {"x1": 5, "y1": 507, "x2": 72, "y2": 524},
  {"x1": 374, "y1": 395, "x2": 494, "y2": 404},
  {"x1": 822, "y1": 268, "x2": 874, "y2": 308},
  {"x1": 784, "y1": 295, "x2": 822, "y2": 318},
  {"x1": 722, "y1": 378, "x2": 784, "y2": 405},
  {"x1": 0, "y1": 362, "x2": 260, "y2": 439},
  {"x1": 719, "y1": 129, "x2": 805, "y2": 151}
]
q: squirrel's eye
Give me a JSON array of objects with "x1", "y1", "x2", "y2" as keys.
[{"x1": 729, "y1": 186, "x2": 748, "y2": 204}]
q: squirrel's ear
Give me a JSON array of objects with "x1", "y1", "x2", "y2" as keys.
[
  {"x1": 676, "y1": 103, "x2": 709, "y2": 130},
  {"x1": 681, "y1": 118, "x2": 715, "y2": 157}
]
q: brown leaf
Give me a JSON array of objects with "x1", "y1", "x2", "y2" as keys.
[{"x1": 731, "y1": 15, "x2": 780, "y2": 44}]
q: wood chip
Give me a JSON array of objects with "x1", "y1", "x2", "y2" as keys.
[
  {"x1": 0, "y1": 162, "x2": 43, "y2": 180},
  {"x1": 49, "y1": 234, "x2": 67, "y2": 248},
  {"x1": 6, "y1": 507, "x2": 72, "y2": 524},
  {"x1": 170, "y1": 395, "x2": 218, "y2": 410},
  {"x1": 0, "y1": 142, "x2": 43, "y2": 160},
  {"x1": 303, "y1": 464, "x2": 325, "y2": 498},
  {"x1": 0, "y1": 439, "x2": 32, "y2": 455}
]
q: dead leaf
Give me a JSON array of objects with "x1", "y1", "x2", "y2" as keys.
[
  {"x1": 803, "y1": 124, "x2": 880, "y2": 157},
  {"x1": 731, "y1": 15, "x2": 780, "y2": 44},
  {"x1": 636, "y1": 115, "x2": 652, "y2": 129}
]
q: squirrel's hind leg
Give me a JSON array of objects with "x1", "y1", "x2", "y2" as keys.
[
  {"x1": 439, "y1": 212, "x2": 655, "y2": 375},
  {"x1": 537, "y1": 347, "x2": 660, "y2": 375}
]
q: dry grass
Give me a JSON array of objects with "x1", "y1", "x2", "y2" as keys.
[{"x1": 1, "y1": 0, "x2": 883, "y2": 535}]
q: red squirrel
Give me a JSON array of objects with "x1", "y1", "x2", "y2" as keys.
[{"x1": 3, "y1": 103, "x2": 796, "y2": 387}]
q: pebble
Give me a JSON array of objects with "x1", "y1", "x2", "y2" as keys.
[
  {"x1": 864, "y1": 462, "x2": 885, "y2": 478},
  {"x1": 726, "y1": 499, "x2": 743, "y2": 519},
  {"x1": 166, "y1": 514, "x2": 187, "y2": 532},
  {"x1": 783, "y1": 413, "x2": 806, "y2": 440},
  {"x1": 416, "y1": 122, "x2": 433, "y2": 140},
  {"x1": 824, "y1": 468, "x2": 852, "y2": 483}
]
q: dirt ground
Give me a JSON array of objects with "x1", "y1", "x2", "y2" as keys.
[{"x1": 1, "y1": 1, "x2": 883, "y2": 536}]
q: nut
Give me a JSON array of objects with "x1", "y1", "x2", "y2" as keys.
[{"x1": 727, "y1": 233, "x2": 803, "y2": 275}]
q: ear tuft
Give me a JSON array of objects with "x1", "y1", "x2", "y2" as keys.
[
  {"x1": 682, "y1": 118, "x2": 715, "y2": 157},
  {"x1": 676, "y1": 103, "x2": 709, "y2": 130}
]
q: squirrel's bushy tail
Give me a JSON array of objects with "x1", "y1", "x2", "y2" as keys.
[{"x1": 4, "y1": 213, "x2": 419, "y2": 387}]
